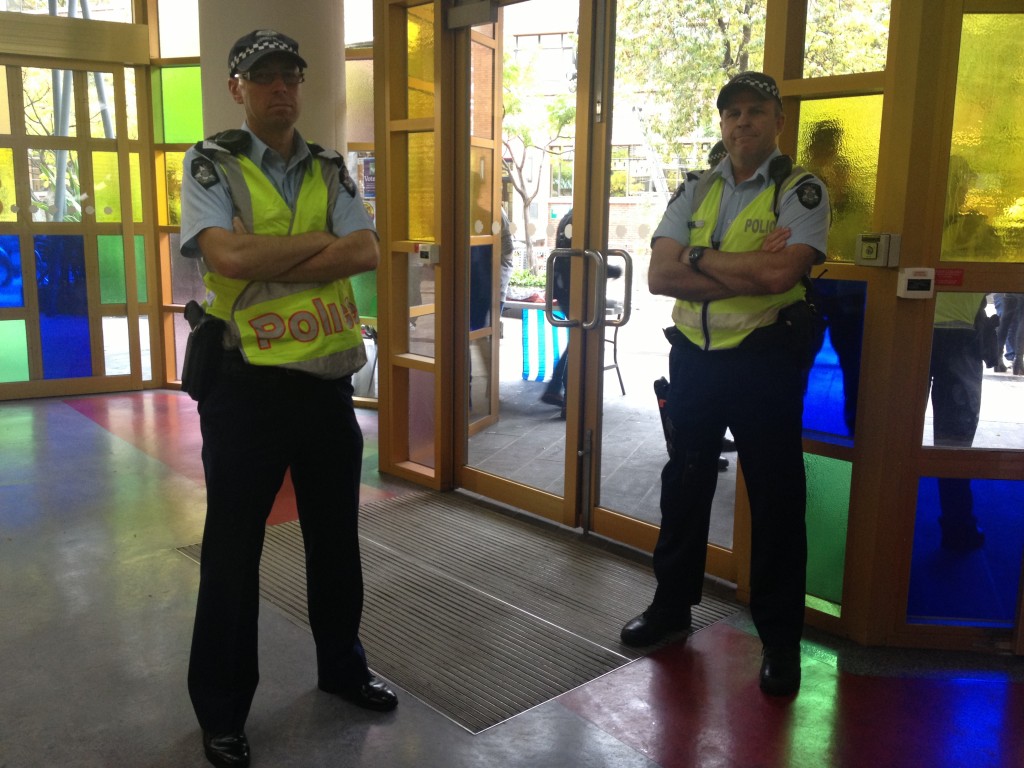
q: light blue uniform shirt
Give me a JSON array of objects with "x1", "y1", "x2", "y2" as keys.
[
  {"x1": 652, "y1": 149, "x2": 830, "y2": 262},
  {"x1": 179, "y1": 124, "x2": 375, "y2": 258}
]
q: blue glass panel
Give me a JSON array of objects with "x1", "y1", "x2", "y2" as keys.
[
  {"x1": 803, "y1": 279, "x2": 867, "y2": 442},
  {"x1": 908, "y1": 477, "x2": 1024, "y2": 627},
  {"x1": 34, "y1": 234, "x2": 92, "y2": 379},
  {"x1": 0, "y1": 234, "x2": 24, "y2": 308}
]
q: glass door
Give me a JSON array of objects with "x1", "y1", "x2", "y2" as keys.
[{"x1": 461, "y1": 1, "x2": 604, "y2": 529}]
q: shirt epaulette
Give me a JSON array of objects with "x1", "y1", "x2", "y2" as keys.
[{"x1": 195, "y1": 129, "x2": 252, "y2": 158}]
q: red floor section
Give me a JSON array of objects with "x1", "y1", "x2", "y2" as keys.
[
  {"x1": 558, "y1": 622, "x2": 1024, "y2": 768},
  {"x1": 64, "y1": 393, "x2": 393, "y2": 526}
]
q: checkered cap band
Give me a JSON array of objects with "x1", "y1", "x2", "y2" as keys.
[
  {"x1": 717, "y1": 72, "x2": 782, "y2": 109},
  {"x1": 229, "y1": 30, "x2": 306, "y2": 74}
]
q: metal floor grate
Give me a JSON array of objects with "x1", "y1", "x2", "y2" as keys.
[{"x1": 180, "y1": 489, "x2": 740, "y2": 732}]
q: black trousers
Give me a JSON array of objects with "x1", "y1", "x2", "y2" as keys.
[
  {"x1": 188, "y1": 350, "x2": 368, "y2": 733},
  {"x1": 653, "y1": 327, "x2": 809, "y2": 650}
]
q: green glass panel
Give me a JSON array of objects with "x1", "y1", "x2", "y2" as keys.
[
  {"x1": 944, "y1": 15, "x2": 1024, "y2": 262},
  {"x1": 125, "y1": 68, "x2": 139, "y2": 141},
  {"x1": 92, "y1": 151, "x2": 121, "y2": 223},
  {"x1": 129, "y1": 152, "x2": 143, "y2": 223},
  {"x1": 160, "y1": 67, "x2": 204, "y2": 144},
  {"x1": 165, "y1": 151, "x2": 185, "y2": 226},
  {"x1": 23, "y1": 68, "x2": 76, "y2": 137},
  {"x1": 351, "y1": 271, "x2": 378, "y2": 318},
  {"x1": 151, "y1": 69, "x2": 166, "y2": 144},
  {"x1": 804, "y1": 0, "x2": 891, "y2": 78},
  {"x1": 134, "y1": 235, "x2": 148, "y2": 302},
  {"x1": 158, "y1": 0, "x2": 199, "y2": 58},
  {"x1": 804, "y1": 452, "x2": 850, "y2": 608},
  {"x1": 0, "y1": 320, "x2": 30, "y2": 383},
  {"x1": 0, "y1": 66, "x2": 10, "y2": 134},
  {"x1": 88, "y1": 70, "x2": 117, "y2": 140},
  {"x1": 0, "y1": 148, "x2": 16, "y2": 222},
  {"x1": 407, "y1": 5, "x2": 435, "y2": 120},
  {"x1": 797, "y1": 96, "x2": 882, "y2": 263},
  {"x1": 28, "y1": 148, "x2": 81, "y2": 222},
  {"x1": 98, "y1": 235, "x2": 127, "y2": 304},
  {"x1": 408, "y1": 133, "x2": 435, "y2": 241}
]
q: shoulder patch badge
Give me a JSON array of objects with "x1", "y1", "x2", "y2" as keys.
[
  {"x1": 796, "y1": 181, "x2": 823, "y2": 209},
  {"x1": 191, "y1": 157, "x2": 219, "y2": 190},
  {"x1": 339, "y1": 164, "x2": 358, "y2": 198}
]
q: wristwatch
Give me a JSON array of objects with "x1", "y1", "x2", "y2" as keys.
[{"x1": 688, "y1": 246, "x2": 707, "y2": 273}]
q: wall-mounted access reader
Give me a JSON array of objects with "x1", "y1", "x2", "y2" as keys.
[
  {"x1": 415, "y1": 243, "x2": 440, "y2": 264},
  {"x1": 897, "y1": 267, "x2": 935, "y2": 299},
  {"x1": 855, "y1": 233, "x2": 901, "y2": 267}
]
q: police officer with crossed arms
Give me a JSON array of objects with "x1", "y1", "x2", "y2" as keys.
[
  {"x1": 180, "y1": 29, "x2": 396, "y2": 768},
  {"x1": 620, "y1": 72, "x2": 830, "y2": 697}
]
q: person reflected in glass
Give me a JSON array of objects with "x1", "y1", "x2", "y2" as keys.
[
  {"x1": 802, "y1": 120, "x2": 870, "y2": 437},
  {"x1": 994, "y1": 293, "x2": 1022, "y2": 374},
  {"x1": 539, "y1": 209, "x2": 622, "y2": 418},
  {"x1": 929, "y1": 156, "x2": 1002, "y2": 552}
]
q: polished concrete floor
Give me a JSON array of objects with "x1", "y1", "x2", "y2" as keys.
[{"x1": 2, "y1": 391, "x2": 1024, "y2": 768}]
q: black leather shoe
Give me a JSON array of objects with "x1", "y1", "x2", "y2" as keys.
[
  {"x1": 202, "y1": 731, "x2": 250, "y2": 768},
  {"x1": 620, "y1": 606, "x2": 691, "y2": 647},
  {"x1": 759, "y1": 646, "x2": 801, "y2": 696},
  {"x1": 320, "y1": 675, "x2": 398, "y2": 712}
]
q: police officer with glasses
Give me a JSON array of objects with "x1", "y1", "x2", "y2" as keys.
[{"x1": 180, "y1": 29, "x2": 397, "y2": 768}]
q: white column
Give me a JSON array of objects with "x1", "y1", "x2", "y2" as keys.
[{"x1": 197, "y1": 0, "x2": 346, "y2": 151}]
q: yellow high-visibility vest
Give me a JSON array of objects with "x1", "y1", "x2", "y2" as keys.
[
  {"x1": 672, "y1": 173, "x2": 808, "y2": 350},
  {"x1": 200, "y1": 138, "x2": 366, "y2": 379}
]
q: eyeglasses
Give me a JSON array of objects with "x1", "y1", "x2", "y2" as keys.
[{"x1": 236, "y1": 69, "x2": 305, "y2": 86}]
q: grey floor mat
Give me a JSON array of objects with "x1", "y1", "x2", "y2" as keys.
[{"x1": 180, "y1": 489, "x2": 739, "y2": 732}]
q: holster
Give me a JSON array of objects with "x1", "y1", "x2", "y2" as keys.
[{"x1": 180, "y1": 300, "x2": 226, "y2": 401}]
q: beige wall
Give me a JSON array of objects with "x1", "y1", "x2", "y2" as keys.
[{"x1": 198, "y1": 0, "x2": 347, "y2": 152}]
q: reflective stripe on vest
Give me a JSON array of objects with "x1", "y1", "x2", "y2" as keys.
[
  {"x1": 201, "y1": 147, "x2": 366, "y2": 378},
  {"x1": 672, "y1": 174, "x2": 806, "y2": 351}
]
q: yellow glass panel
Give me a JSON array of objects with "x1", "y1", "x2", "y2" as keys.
[
  {"x1": 23, "y1": 68, "x2": 77, "y2": 137},
  {"x1": 944, "y1": 15, "x2": 1024, "y2": 263},
  {"x1": 129, "y1": 152, "x2": 143, "y2": 223},
  {"x1": 0, "y1": 67, "x2": 10, "y2": 134},
  {"x1": 88, "y1": 71, "x2": 117, "y2": 140},
  {"x1": 804, "y1": 0, "x2": 891, "y2": 77},
  {"x1": 125, "y1": 68, "x2": 139, "y2": 141},
  {"x1": 92, "y1": 151, "x2": 121, "y2": 223},
  {"x1": 408, "y1": 133, "x2": 435, "y2": 242},
  {"x1": 797, "y1": 96, "x2": 882, "y2": 263},
  {"x1": 0, "y1": 148, "x2": 16, "y2": 222},
  {"x1": 470, "y1": 41, "x2": 494, "y2": 140},
  {"x1": 408, "y1": 4, "x2": 436, "y2": 120},
  {"x1": 165, "y1": 151, "x2": 185, "y2": 226},
  {"x1": 345, "y1": 60, "x2": 375, "y2": 145}
]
